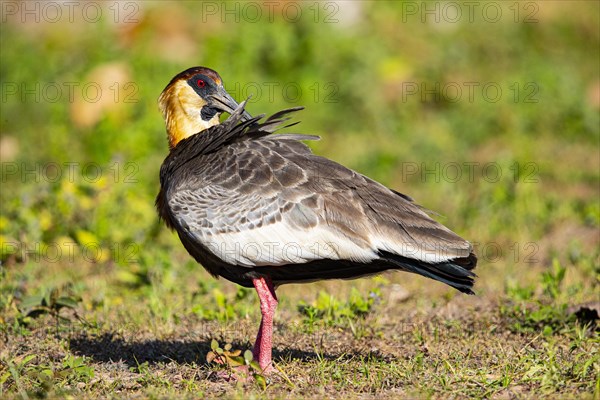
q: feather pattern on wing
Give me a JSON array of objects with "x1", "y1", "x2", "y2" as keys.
[{"x1": 157, "y1": 103, "x2": 477, "y2": 293}]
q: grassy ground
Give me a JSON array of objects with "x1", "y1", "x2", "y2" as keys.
[{"x1": 1, "y1": 1, "x2": 599, "y2": 399}]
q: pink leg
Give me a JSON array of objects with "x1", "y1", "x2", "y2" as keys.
[{"x1": 252, "y1": 276, "x2": 278, "y2": 373}]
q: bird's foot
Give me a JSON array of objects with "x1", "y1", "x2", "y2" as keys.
[{"x1": 260, "y1": 363, "x2": 275, "y2": 375}]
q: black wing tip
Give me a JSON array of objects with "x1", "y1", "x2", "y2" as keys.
[
  {"x1": 457, "y1": 286, "x2": 476, "y2": 295},
  {"x1": 458, "y1": 252, "x2": 478, "y2": 271},
  {"x1": 380, "y1": 250, "x2": 478, "y2": 295}
]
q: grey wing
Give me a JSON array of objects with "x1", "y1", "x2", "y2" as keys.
[
  {"x1": 168, "y1": 137, "x2": 471, "y2": 267},
  {"x1": 295, "y1": 146, "x2": 473, "y2": 263}
]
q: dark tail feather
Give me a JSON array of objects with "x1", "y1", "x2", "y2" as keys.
[{"x1": 380, "y1": 251, "x2": 478, "y2": 294}]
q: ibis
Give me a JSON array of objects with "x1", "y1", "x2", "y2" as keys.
[{"x1": 156, "y1": 67, "x2": 477, "y2": 373}]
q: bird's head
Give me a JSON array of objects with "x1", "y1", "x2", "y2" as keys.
[{"x1": 158, "y1": 66, "x2": 252, "y2": 149}]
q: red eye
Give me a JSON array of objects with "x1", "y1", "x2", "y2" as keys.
[{"x1": 196, "y1": 79, "x2": 206, "y2": 88}]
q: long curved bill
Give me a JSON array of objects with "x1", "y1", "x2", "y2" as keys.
[{"x1": 211, "y1": 87, "x2": 253, "y2": 121}]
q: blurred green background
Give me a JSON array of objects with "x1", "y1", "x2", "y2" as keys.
[
  {"x1": 0, "y1": 2, "x2": 599, "y2": 397},
  {"x1": 1, "y1": 1, "x2": 598, "y2": 303}
]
